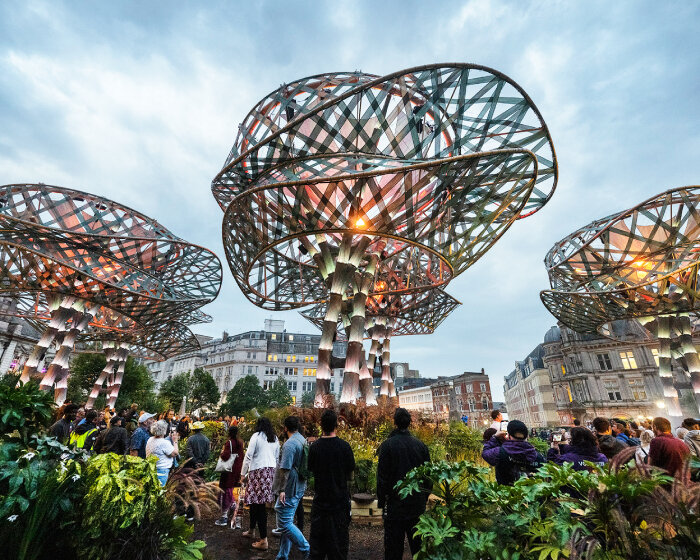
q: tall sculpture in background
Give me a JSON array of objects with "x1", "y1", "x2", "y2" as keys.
[
  {"x1": 541, "y1": 186, "x2": 700, "y2": 423},
  {"x1": 213, "y1": 65, "x2": 557, "y2": 405},
  {"x1": 0, "y1": 184, "x2": 221, "y2": 405}
]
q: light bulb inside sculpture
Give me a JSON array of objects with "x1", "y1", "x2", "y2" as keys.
[{"x1": 355, "y1": 217, "x2": 367, "y2": 229}]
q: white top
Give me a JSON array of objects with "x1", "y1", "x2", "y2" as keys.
[
  {"x1": 146, "y1": 436, "x2": 175, "y2": 470},
  {"x1": 241, "y1": 431, "x2": 280, "y2": 476},
  {"x1": 490, "y1": 421, "x2": 502, "y2": 431}
]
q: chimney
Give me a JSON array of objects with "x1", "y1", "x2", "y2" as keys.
[{"x1": 481, "y1": 368, "x2": 485, "y2": 375}]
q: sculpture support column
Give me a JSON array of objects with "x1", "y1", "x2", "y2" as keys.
[
  {"x1": 106, "y1": 345, "x2": 129, "y2": 408},
  {"x1": 20, "y1": 296, "x2": 72, "y2": 384},
  {"x1": 358, "y1": 350, "x2": 377, "y2": 406},
  {"x1": 657, "y1": 315, "x2": 683, "y2": 424},
  {"x1": 380, "y1": 322, "x2": 393, "y2": 397},
  {"x1": 675, "y1": 313, "x2": 700, "y2": 413},
  {"x1": 86, "y1": 343, "x2": 116, "y2": 410}
]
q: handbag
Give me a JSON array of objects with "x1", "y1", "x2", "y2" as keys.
[{"x1": 215, "y1": 441, "x2": 238, "y2": 472}]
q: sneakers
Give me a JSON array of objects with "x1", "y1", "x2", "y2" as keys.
[
  {"x1": 234, "y1": 517, "x2": 242, "y2": 529},
  {"x1": 271, "y1": 527, "x2": 282, "y2": 537},
  {"x1": 186, "y1": 515, "x2": 195, "y2": 522},
  {"x1": 214, "y1": 516, "x2": 228, "y2": 526}
]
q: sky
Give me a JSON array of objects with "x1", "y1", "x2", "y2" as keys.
[{"x1": 1, "y1": 1, "x2": 698, "y2": 399}]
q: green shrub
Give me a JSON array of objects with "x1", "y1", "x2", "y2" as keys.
[{"x1": 0, "y1": 378, "x2": 55, "y2": 444}]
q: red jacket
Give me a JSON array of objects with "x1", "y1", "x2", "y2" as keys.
[{"x1": 648, "y1": 432, "x2": 690, "y2": 476}]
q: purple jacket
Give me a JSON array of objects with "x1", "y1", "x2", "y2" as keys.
[
  {"x1": 482, "y1": 437, "x2": 543, "y2": 466},
  {"x1": 547, "y1": 443, "x2": 608, "y2": 471}
]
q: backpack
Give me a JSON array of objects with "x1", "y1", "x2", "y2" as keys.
[
  {"x1": 494, "y1": 445, "x2": 541, "y2": 485},
  {"x1": 294, "y1": 442, "x2": 311, "y2": 482},
  {"x1": 69, "y1": 427, "x2": 98, "y2": 451}
]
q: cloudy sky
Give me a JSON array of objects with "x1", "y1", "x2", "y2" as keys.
[{"x1": 1, "y1": 1, "x2": 698, "y2": 398}]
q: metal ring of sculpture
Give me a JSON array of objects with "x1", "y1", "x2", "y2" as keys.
[
  {"x1": 0, "y1": 184, "x2": 222, "y2": 404},
  {"x1": 541, "y1": 185, "x2": 700, "y2": 419},
  {"x1": 213, "y1": 65, "x2": 557, "y2": 310}
]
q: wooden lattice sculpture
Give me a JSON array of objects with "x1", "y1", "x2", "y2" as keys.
[
  {"x1": 0, "y1": 184, "x2": 221, "y2": 405},
  {"x1": 213, "y1": 65, "x2": 557, "y2": 405},
  {"x1": 541, "y1": 186, "x2": 700, "y2": 420}
]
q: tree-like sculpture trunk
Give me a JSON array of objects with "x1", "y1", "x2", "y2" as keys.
[
  {"x1": 106, "y1": 346, "x2": 129, "y2": 408},
  {"x1": 19, "y1": 296, "x2": 73, "y2": 384},
  {"x1": 675, "y1": 313, "x2": 700, "y2": 413},
  {"x1": 86, "y1": 343, "x2": 116, "y2": 410},
  {"x1": 341, "y1": 253, "x2": 378, "y2": 404},
  {"x1": 657, "y1": 315, "x2": 683, "y2": 424},
  {"x1": 46, "y1": 304, "x2": 94, "y2": 406},
  {"x1": 380, "y1": 321, "x2": 394, "y2": 397},
  {"x1": 358, "y1": 351, "x2": 377, "y2": 406}
]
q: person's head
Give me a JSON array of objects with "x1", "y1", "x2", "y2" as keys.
[
  {"x1": 482, "y1": 427, "x2": 497, "y2": 442},
  {"x1": 592, "y1": 417, "x2": 611, "y2": 435},
  {"x1": 85, "y1": 410, "x2": 98, "y2": 424},
  {"x1": 394, "y1": 407, "x2": 412, "y2": 430},
  {"x1": 75, "y1": 407, "x2": 85, "y2": 421},
  {"x1": 192, "y1": 421, "x2": 205, "y2": 432},
  {"x1": 110, "y1": 416, "x2": 123, "y2": 427},
  {"x1": 130, "y1": 403, "x2": 138, "y2": 410},
  {"x1": 255, "y1": 417, "x2": 276, "y2": 443},
  {"x1": 640, "y1": 429, "x2": 654, "y2": 446},
  {"x1": 676, "y1": 427, "x2": 689, "y2": 440},
  {"x1": 570, "y1": 426, "x2": 598, "y2": 448},
  {"x1": 139, "y1": 412, "x2": 156, "y2": 426},
  {"x1": 652, "y1": 417, "x2": 672, "y2": 435},
  {"x1": 151, "y1": 420, "x2": 168, "y2": 437},
  {"x1": 166, "y1": 409, "x2": 174, "y2": 420},
  {"x1": 283, "y1": 416, "x2": 301, "y2": 436},
  {"x1": 682, "y1": 418, "x2": 700, "y2": 431},
  {"x1": 491, "y1": 409, "x2": 502, "y2": 422},
  {"x1": 320, "y1": 409, "x2": 338, "y2": 435},
  {"x1": 506, "y1": 420, "x2": 528, "y2": 440},
  {"x1": 227, "y1": 424, "x2": 239, "y2": 440},
  {"x1": 63, "y1": 404, "x2": 79, "y2": 422},
  {"x1": 573, "y1": 418, "x2": 581, "y2": 426},
  {"x1": 630, "y1": 421, "x2": 638, "y2": 430}
]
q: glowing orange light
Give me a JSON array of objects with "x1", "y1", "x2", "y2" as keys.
[
  {"x1": 374, "y1": 280, "x2": 387, "y2": 291},
  {"x1": 355, "y1": 217, "x2": 366, "y2": 228}
]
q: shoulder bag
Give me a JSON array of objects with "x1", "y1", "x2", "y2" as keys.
[{"x1": 215, "y1": 440, "x2": 237, "y2": 472}]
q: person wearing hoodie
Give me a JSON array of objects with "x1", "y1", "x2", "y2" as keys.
[
  {"x1": 592, "y1": 417, "x2": 627, "y2": 459},
  {"x1": 482, "y1": 420, "x2": 545, "y2": 485},
  {"x1": 681, "y1": 418, "x2": 700, "y2": 457},
  {"x1": 547, "y1": 427, "x2": 607, "y2": 471}
]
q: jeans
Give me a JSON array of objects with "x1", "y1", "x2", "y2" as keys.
[
  {"x1": 383, "y1": 516, "x2": 421, "y2": 560},
  {"x1": 275, "y1": 487, "x2": 309, "y2": 559},
  {"x1": 156, "y1": 467, "x2": 169, "y2": 486}
]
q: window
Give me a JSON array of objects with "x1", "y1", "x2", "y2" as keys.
[
  {"x1": 455, "y1": 385, "x2": 461, "y2": 394},
  {"x1": 267, "y1": 354, "x2": 273, "y2": 362},
  {"x1": 480, "y1": 383, "x2": 486, "y2": 391},
  {"x1": 303, "y1": 368, "x2": 317, "y2": 377},
  {"x1": 566, "y1": 385, "x2": 573, "y2": 402},
  {"x1": 286, "y1": 355, "x2": 291, "y2": 362},
  {"x1": 603, "y1": 379, "x2": 622, "y2": 401},
  {"x1": 466, "y1": 385, "x2": 473, "y2": 393},
  {"x1": 468, "y1": 399, "x2": 475, "y2": 411},
  {"x1": 289, "y1": 335, "x2": 294, "y2": 341},
  {"x1": 292, "y1": 355, "x2": 297, "y2": 362},
  {"x1": 597, "y1": 353, "x2": 613, "y2": 370},
  {"x1": 561, "y1": 364, "x2": 566, "y2": 376},
  {"x1": 271, "y1": 334, "x2": 277, "y2": 340},
  {"x1": 620, "y1": 351, "x2": 637, "y2": 370},
  {"x1": 651, "y1": 348, "x2": 659, "y2": 367},
  {"x1": 248, "y1": 366, "x2": 253, "y2": 374},
  {"x1": 305, "y1": 356, "x2": 309, "y2": 362},
  {"x1": 482, "y1": 398, "x2": 488, "y2": 410},
  {"x1": 287, "y1": 381, "x2": 297, "y2": 391},
  {"x1": 629, "y1": 378, "x2": 647, "y2": 400},
  {"x1": 274, "y1": 355, "x2": 278, "y2": 362}
]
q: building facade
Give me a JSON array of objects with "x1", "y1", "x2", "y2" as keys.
[
  {"x1": 430, "y1": 369, "x2": 494, "y2": 427},
  {"x1": 540, "y1": 323, "x2": 697, "y2": 425},
  {"x1": 398, "y1": 385, "x2": 434, "y2": 413},
  {"x1": 504, "y1": 345, "x2": 559, "y2": 427}
]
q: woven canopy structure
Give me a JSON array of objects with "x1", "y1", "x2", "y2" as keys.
[
  {"x1": 541, "y1": 185, "x2": 700, "y2": 419},
  {"x1": 214, "y1": 64, "x2": 557, "y2": 405},
  {"x1": 0, "y1": 183, "x2": 222, "y2": 405}
]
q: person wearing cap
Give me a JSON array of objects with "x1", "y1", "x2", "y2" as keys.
[
  {"x1": 482, "y1": 419, "x2": 545, "y2": 485},
  {"x1": 93, "y1": 415, "x2": 129, "y2": 455},
  {"x1": 185, "y1": 421, "x2": 211, "y2": 469},
  {"x1": 130, "y1": 412, "x2": 157, "y2": 458}
]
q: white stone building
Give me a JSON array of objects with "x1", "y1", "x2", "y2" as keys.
[{"x1": 398, "y1": 385, "x2": 434, "y2": 412}]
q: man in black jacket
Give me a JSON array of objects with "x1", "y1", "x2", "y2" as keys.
[
  {"x1": 94, "y1": 416, "x2": 129, "y2": 454},
  {"x1": 377, "y1": 408, "x2": 430, "y2": 560}
]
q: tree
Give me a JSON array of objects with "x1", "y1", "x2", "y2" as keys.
[
  {"x1": 222, "y1": 375, "x2": 268, "y2": 416},
  {"x1": 267, "y1": 377, "x2": 293, "y2": 408},
  {"x1": 300, "y1": 391, "x2": 315, "y2": 408},
  {"x1": 66, "y1": 353, "x2": 160, "y2": 411},
  {"x1": 189, "y1": 368, "x2": 220, "y2": 411},
  {"x1": 158, "y1": 372, "x2": 191, "y2": 409}
]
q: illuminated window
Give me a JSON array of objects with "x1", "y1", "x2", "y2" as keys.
[
  {"x1": 267, "y1": 354, "x2": 273, "y2": 361},
  {"x1": 566, "y1": 385, "x2": 573, "y2": 402},
  {"x1": 292, "y1": 355, "x2": 297, "y2": 362},
  {"x1": 273, "y1": 354, "x2": 278, "y2": 362},
  {"x1": 651, "y1": 348, "x2": 659, "y2": 366},
  {"x1": 289, "y1": 335, "x2": 294, "y2": 341},
  {"x1": 292, "y1": 396, "x2": 296, "y2": 404},
  {"x1": 620, "y1": 351, "x2": 637, "y2": 370},
  {"x1": 305, "y1": 356, "x2": 309, "y2": 362},
  {"x1": 286, "y1": 355, "x2": 291, "y2": 362},
  {"x1": 629, "y1": 378, "x2": 647, "y2": 400},
  {"x1": 309, "y1": 356, "x2": 314, "y2": 362},
  {"x1": 561, "y1": 364, "x2": 566, "y2": 376},
  {"x1": 271, "y1": 334, "x2": 277, "y2": 340}
]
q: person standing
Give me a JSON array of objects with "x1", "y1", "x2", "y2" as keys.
[
  {"x1": 240, "y1": 417, "x2": 280, "y2": 550},
  {"x1": 592, "y1": 417, "x2": 627, "y2": 459},
  {"x1": 308, "y1": 409, "x2": 355, "y2": 560},
  {"x1": 482, "y1": 420, "x2": 544, "y2": 485},
  {"x1": 93, "y1": 416, "x2": 129, "y2": 454},
  {"x1": 490, "y1": 410, "x2": 503, "y2": 431},
  {"x1": 214, "y1": 424, "x2": 244, "y2": 527},
  {"x1": 130, "y1": 412, "x2": 156, "y2": 458},
  {"x1": 682, "y1": 418, "x2": 700, "y2": 457},
  {"x1": 146, "y1": 419, "x2": 180, "y2": 485},
  {"x1": 185, "y1": 421, "x2": 211, "y2": 469},
  {"x1": 49, "y1": 404, "x2": 79, "y2": 444},
  {"x1": 377, "y1": 408, "x2": 431, "y2": 560},
  {"x1": 649, "y1": 416, "x2": 690, "y2": 477},
  {"x1": 69, "y1": 409, "x2": 99, "y2": 451},
  {"x1": 272, "y1": 416, "x2": 310, "y2": 560},
  {"x1": 547, "y1": 426, "x2": 607, "y2": 471}
]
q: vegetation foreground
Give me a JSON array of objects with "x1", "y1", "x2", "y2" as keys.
[{"x1": 1, "y1": 378, "x2": 698, "y2": 559}]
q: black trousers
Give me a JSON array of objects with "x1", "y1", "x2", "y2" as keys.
[
  {"x1": 309, "y1": 506, "x2": 350, "y2": 560},
  {"x1": 249, "y1": 503, "x2": 268, "y2": 538},
  {"x1": 383, "y1": 516, "x2": 421, "y2": 560}
]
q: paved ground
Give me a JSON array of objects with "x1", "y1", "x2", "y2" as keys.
[{"x1": 194, "y1": 507, "x2": 412, "y2": 560}]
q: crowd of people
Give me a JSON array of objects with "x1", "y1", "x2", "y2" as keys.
[
  {"x1": 481, "y1": 408, "x2": 699, "y2": 485},
  {"x1": 46, "y1": 401, "x2": 699, "y2": 560}
]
